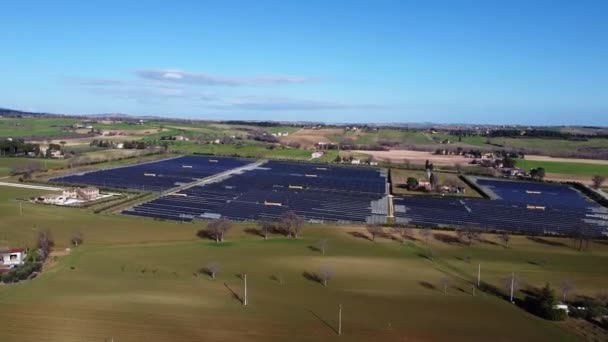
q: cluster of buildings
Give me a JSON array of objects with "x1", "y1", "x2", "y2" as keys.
[
  {"x1": 37, "y1": 186, "x2": 101, "y2": 205},
  {"x1": 270, "y1": 132, "x2": 290, "y2": 137}
]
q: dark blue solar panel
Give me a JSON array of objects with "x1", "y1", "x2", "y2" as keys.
[
  {"x1": 51, "y1": 155, "x2": 251, "y2": 192},
  {"x1": 125, "y1": 160, "x2": 388, "y2": 223}
]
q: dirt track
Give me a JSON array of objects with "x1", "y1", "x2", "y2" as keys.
[{"x1": 353, "y1": 150, "x2": 472, "y2": 166}]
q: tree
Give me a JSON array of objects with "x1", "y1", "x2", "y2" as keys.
[
  {"x1": 420, "y1": 227, "x2": 432, "y2": 244},
  {"x1": 280, "y1": 211, "x2": 304, "y2": 238},
  {"x1": 70, "y1": 232, "x2": 84, "y2": 247},
  {"x1": 573, "y1": 226, "x2": 591, "y2": 251},
  {"x1": 392, "y1": 226, "x2": 412, "y2": 244},
  {"x1": 318, "y1": 265, "x2": 334, "y2": 287},
  {"x1": 207, "y1": 219, "x2": 232, "y2": 243},
  {"x1": 559, "y1": 280, "x2": 575, "y2": 302},
  {"x1": 257, "y1": 219, "x2": 274, "y2": 240},
  {"x1": 366, "y1": 224, "x2": 383, "y2": 242},
  {"x1": 318, "y1": 239, "x2": 329, "y2": 255},
  {"x1": 204, "y1": 262, "x2": 221, "y2": 279},
  {"x1": 530, "y1": 283, "x2": 567, "y2": 321},
  {"x1": 37, "y1": 230, "x2": 54, "y2": 261},
  {"x1": 499, "y1": 231, "x2": 511, "y2": 248},
  {"x1": 440, "y1": 276, "x2": 450, "y2": 295},
  {"x1": 530, "y1": 167, "x2": 546, "y2": 180},
  {"x1": 406, "y1": 177, "x2": 419, "y2": 190},
  {"x1": 592, "y1": 175, "x2": 606, "y2": 190},
  {"x1": 457, "y1": 227, "x2": 481, "y2": 246},
  {"x1": 429, "y1": 173, "x2": 439, "y2": 189},
  {"x1": 455, "y1": 163, "x2": 463, "y2": 174}
]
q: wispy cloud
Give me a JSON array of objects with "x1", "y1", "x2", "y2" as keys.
[
  {"x1": 133, "y1": 69, "x2": 315, "y2": 86},
  {"x1": 63, "y1": 68, "x2": 380, "y2": 112},
  {"x1": 221, "y1": 96, "x2": 352, "y2": 111}
]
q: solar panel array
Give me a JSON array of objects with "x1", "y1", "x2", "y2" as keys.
[
  {"x1": 51, "y1": 155, "x2": 251, "y2": 192},
  {"x1": 124, "y1": 160, "x2": 388, "y2": 223},
  {"x1": 476, "y1": 178, "x2": 594, "y2": 208},
  {"x1": 395, "y1": 178, "x2": 608, "y2": 237}
]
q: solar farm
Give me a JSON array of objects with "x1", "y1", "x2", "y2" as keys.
[
  {"x1": 51, "y1": 155, "x2": 608, "y2": 236},
  {"x1": 395, "y1": 177, "x2": 608, "y2": 237},
  {"x1": 123, "y1": 160, "x2": 389, "y2": 223}
]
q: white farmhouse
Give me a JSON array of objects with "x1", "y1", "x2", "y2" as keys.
[
  {"x1": 0, "y1": 248, "x2": 27, "y2": 268},
  {"x1": 311, "y1": 151, "x2": 324, "y2": 159}
]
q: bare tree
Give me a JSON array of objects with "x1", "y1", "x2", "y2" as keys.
[
  {"x1": 439, "y1": 276, "x2": 450, "y2": 295},
  {"x1": 70, "y1": 232, "x2": 84, "y2": 247},
  {"x1": 392, "y1": 226, "x2": 412, "y2": 244},
  {"x1": 366, "y1": 224, "x2": 383, "y2": 242},
  {"x1": 207, "y1": 219, "x2": 232, "y2": 243},
  {"x1": 280, "y1": 211, "x2": 304, "y2": 238},
  {"x1": 455, "y1": 163, "x2": 463, "y2": 174},
  {"x1": 420, "y1": 227, "x2": 432, "y2": 244},
  {"x1": 318, "y1": 265, "x2": 334, "y2": 287},
  {"x1": 37, "y1": 230, "x2": 55, "y2": 260},
  {"x1": 257, "y1": 219, "x2": 274, "y2": 240},
  {"x1": 499, "y1": 231, "x2": 511, "y2": 248},
  {"x1": 559, "y1": 280, "x2": 575, "y2": 302},
  {"x1": 318, "y1": 239, "x2": 329, "y2": 255},
  {"x1": 457, "y1": 227, "x2": 481, "y2": 246},
  {"x1": 203, "y1": 262, "x2": 221, "y2": 279},
  {"x1": 573, "y1": 226, "x2": 591, "y2": 251},
  {"x1": 592, "y1": 175, "x2": 606, "y2": 189}
]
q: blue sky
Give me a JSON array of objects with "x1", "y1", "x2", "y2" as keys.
[{"x1": 0, "y1": 0, "x2": 606, "y2": 125}]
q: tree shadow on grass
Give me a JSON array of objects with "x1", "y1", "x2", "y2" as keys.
[
  {"x1": 307, "y1": 245, "x2": 321, "y2": 253},
  {"x1": 419, "y1": 281, "x2": 437, "y2": 291},
  {"x1": 479, "y1": 238, "x2": 500, "y2": 247},
  {"x1": 196, "y1": 229, "x2": 214, "y2": 241},
  {"x1": 302, "y1": 271, "x2": 322, "y2": 285},
  {"x1": 223, "y1": 282, "x2": 243, "y2": 304},
  {"x1": 244, "y1": 228, "x2": 264, "y2": 238},
  {"x1": 527, "y1": 236, "x2": 568, "y2": 248},
  {"x1": 308, "y1": 309, "x2": 338, "y2": 334},
  {"x1": 433, "y1": 233, "x2": 462, "y2": 245},
  {"x1": 348, "y1": 231, "x2": 372, "y2": 241}
]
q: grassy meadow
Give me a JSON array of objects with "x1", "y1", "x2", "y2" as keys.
[
  {"x1": 390, "y1": 168, "x2": 483, "y2": 197},
  {"x1": 516, "y1": 159, "x2": 608, "y2": 177},
  {"x1": 1, "y1": 186, "x2": 607, "y2": 341}
]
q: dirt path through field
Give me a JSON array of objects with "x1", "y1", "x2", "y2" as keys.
[{"x1": 354, "y1": 149, "x2": 471, "y2": 166}]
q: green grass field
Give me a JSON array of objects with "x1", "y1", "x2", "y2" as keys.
[
  {"x1": 0, "y1": 158, "x2": 68, "y2": 177},
  {"x1": 169, "y1": 141, "x2": 330, "y2": 161},
  {"x1": 0, "y1": 117, "x2": 80, "y2": 137},
  {"x1": 1, "y1": 186, "x2": 607, "y2": 341},
  {"x1": 516, "y1": 159, "x2": 608, "y2": 176},
  {"x1": 390, "y1": 168, "x2": 482, "y2": 197}
]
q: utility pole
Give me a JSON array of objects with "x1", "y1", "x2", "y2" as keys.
[
  {"x1": 243, "y1": 273, "x2": 248, "y2": 306},
  {"x1": 510, "y1": 272, "x2": 515, "y2": 303},
  {"x1": 338, "y1": 304, "x2": 342, "y2": 336},
  {"x1": 477, "y1": 263, "x2": 481, "y2": 287}
]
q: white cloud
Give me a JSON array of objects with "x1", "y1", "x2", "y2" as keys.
[{"x1": 134, "y1": 69, "x2": 315, "y2": 86}]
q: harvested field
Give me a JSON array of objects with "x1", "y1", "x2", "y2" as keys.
[
  {"x1": 355, "y1": 150, "x2": 471, "y2": 166},
  {"x1": 279, "y1": 128, "x2": 342, "y2": 148}
]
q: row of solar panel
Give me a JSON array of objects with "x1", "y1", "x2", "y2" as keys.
[{"x1": 51, "y1": 155, "x2": 252, "y2": 192}]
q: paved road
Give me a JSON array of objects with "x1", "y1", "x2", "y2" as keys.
[{"x1": 0, "y1": 181, "x2": 62, "y2": 191}]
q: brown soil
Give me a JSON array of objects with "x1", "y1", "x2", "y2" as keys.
[{"x1": 354, "y1": 150, "x2": 472, "y2": 166}]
